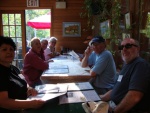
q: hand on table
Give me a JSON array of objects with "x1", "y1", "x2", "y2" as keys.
[{"x1": 27, "y1": 87, "x2": 38, "y2": 97}]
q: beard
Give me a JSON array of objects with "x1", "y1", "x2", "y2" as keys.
[{"x1": 122, "y1": 53, "x2": 138, "y2": 64}]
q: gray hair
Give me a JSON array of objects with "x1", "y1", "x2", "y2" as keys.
[
  {"x1": 122, "y1": 38, "x2": 140, "y2": 47},
  {"x1": 40, "y1": 38, "x2": 48, "y2": 43},
  {"x1": 48, "y1": 37, "x2": 57, "y2": 42},
  {"x1": 30, "y1": 37, "x2": 40, "y2": 47}
]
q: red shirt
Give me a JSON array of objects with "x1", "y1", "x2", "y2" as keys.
[{"x1": 23, "y1": 49, "x2": 48, "y2": 86}]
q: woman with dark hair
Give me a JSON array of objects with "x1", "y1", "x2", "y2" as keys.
[{"x1": 0, "y1": 36, "x2": 45, "y2": 113}]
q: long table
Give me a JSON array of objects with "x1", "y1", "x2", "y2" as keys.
[
  {"x1": 41, "y1": 55, "x2": 91, "y2": 84},
  {"x1": 24, "y1": 97, "x2": 86, "y2": 113},
  {"x1": 24, "y1": 82, "x2": 101, "y2": 113}
]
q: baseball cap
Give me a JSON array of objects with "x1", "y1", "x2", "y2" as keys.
[{"x1": 89, "y1": 36, "x2": 105, "y2": 46}]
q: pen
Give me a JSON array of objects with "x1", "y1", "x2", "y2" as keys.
[
  {"x1": 66, "y1": 85, "x2": 69, "y2": 97},
  {"x1": 66, "y1": 92, "x2": 68, "y2": 97}
]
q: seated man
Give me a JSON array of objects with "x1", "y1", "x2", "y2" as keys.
[
  {"x1": 81, "y1": 36, "x2": 117, "y2": 95},
  {"x1": 23, "y1": 37, "x2": 49, "y2": 87},
  {"x1": 101, "y1": 38, "x2": 150, "y2": 113}
]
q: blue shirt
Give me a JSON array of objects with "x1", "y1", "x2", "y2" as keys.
[{"x1": 88, "y1": 50, "x2": 117, "y2": 89}]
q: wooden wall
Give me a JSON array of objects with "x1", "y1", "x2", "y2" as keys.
[
  {"x1": 129, "y1": 0, "x2": 150, "y2": 51},
  {"x1": 120, "y1": 0, "x2": 150, "y2": 52},
  {"x1": 0, "y1": 0, "x2": 150, "y2": 67},
  {"x1": 0, "y1": 0, "x2": 92, "y2": 53}
]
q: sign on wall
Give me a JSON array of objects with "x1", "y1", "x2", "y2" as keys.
[{"x1": 27, "y1": 0, "x2": 39, "y2": 7}]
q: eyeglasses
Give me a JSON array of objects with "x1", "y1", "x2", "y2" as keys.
[{"x1": 118, "y1": 43, "x2": 138, "y2": 50}]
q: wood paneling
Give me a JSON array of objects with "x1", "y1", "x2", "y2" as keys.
[
  {"x1": 1, "y1": 0, "x2": 150, "y2": 68},
  {"x1": 0, "y1": 0, "x2": 91, "y2": 53}
]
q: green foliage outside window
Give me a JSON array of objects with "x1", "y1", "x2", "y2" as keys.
[
  {"x1": 140, "y1": 13, "x2": 150, "y2": 38},
  {"x1": 25, "y1": 9, "x2": 50, "y2": 40}
]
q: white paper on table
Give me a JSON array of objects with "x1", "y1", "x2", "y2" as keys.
[
  {"x1": 68, "y1": 50, "x2": 80, "y2": 60},
  {"x1": 48, "y1": 64, "x2": 68, "y2": 69},
  {"x1": 59, "y1": 90, "x2": 101, "y2": 104},
  {"x1": 27, "y1": 92, "x2": 66, "y2": 101},
  {"x1": 44, "y1": 68, "x2": 69, "y2": 74},
  {"x1": 35, "y1": 84, "x2": 68, "y2": 94},
  {"x1": 51, "y1": 55, "x2": 68, "y2": 60},
  {"x1": 57, "y1": 82, "x2": 93, "y2": 91}
]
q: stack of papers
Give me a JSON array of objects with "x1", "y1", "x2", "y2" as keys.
[
  {"x1": 58, "y1": 82, "x2": 101, "y2": 104},
  {"x1": 59, "y1": 90, "x2": 101, "y2": 104},
  {"x1": 27, "y1": 82, "x2": 101, "y2": 104},
  {"x1": 68, "y1": 50, "x2": 80, "y2": 60},
  {"x1": 35, "y1": 84, "x2": 68, "y2": 93},
  {"x1": 44, "y1": 65, "x2": 69, "y2": 74},
  {"x1": 27, "y1": 93, "x2": 66, "y2": 101},
  {"x1": 57, "y1": 82, "x2": 93, "y2": 91},
  {"x1": 27, "y1": 84, "x2": 68, "y2": 101}
]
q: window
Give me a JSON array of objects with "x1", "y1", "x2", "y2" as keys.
[{"x1": 1, "y1": 12, "x2": 24, "y2": 69}]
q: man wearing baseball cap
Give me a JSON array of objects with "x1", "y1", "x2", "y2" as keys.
[{"x1": 81, "y1": 36, "x2": 117, "y2": 95}]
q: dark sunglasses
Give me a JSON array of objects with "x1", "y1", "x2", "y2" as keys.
[{"x1": 118, "y1": 43, "x2": 138, "y2": 50}]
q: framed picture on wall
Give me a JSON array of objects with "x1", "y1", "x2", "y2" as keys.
[
  {"x1": 100, "y1": 20, "x2": 111, "y2": 38},
  {"x1": 62, "y1": 22, "x2": 81, "y2": 37},
  {"x1": 122, "y1": 33, "x2": 131, "y2": 39},
  {"x1": 125, "y1": 12, "x2": 131, "y2": 29}
]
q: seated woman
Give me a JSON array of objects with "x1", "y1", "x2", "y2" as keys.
[
  {"x1": 44, "y1": 37, "x2": 60, "y2": 60},
  {"x1": 23, "y1": 37, "x2": 49, "y2": 87},
  {"x1": 0, "y1": 36, "x2": 45, "y2": 113}
]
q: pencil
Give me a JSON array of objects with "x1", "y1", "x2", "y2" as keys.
[{"x1": 66, "y1": 85, "x2": 69, "y2": 97}]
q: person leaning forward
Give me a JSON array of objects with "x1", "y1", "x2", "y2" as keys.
[
  {"x1": 81, "y1": 36, "x2": 117, "y2": 95},
  {"x1": 100, "y1": 38, "x2": 150, "y2": 113},
  {"x1": 23, "y1": 37, "x2": 49, "y2": 87}
]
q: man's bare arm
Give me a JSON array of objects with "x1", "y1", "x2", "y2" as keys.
[
  {"x1": 81, "y1": 46, "x2": 92, "y2": 67},
  {"x1": 100, "y1": 90, "x2": 112, "y2": 101},
  {"x1": 81, "y1": 55, "x2": 89, "y2": 67},
  {"x1": 114, "y1": 90, "x2": 143, "y2": 113}
]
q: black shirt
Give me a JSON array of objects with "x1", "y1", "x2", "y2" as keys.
[
  {"x1": 0, "y1": 64, "x2": 27, "y2": 113},
  {"x1": 110, "y1": 57, "x2": 150, "y2": 112}
]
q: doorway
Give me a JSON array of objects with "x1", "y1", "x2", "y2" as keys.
[
  {"x1": 25, "y1": 9, "x2": 51, "y2": 40},
  {"x1": 0, "y1": 9, "x2": 51, "y2": 69},
  {"x1": 0, "y1": 11, "x2": 25, "y2": 69},
  {"x1": 16, "y1": 9, "x2": 51, "y2": 69}
]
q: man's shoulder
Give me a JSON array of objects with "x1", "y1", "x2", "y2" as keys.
[
  {"x1": 24, "y1": 50, "x2": 36, "y2": 58},
  {"x1": 103, "y1": 50, "x2": 112, "y2": 54},
  {"x1": 133, "y1": 57, "x2": 149, "y2": 65},
  {"x1": 101, "y1": 50, "x2": 113, "y2": 59},
  {"x1": 130, "y1": 57, "x2": 150, "y2": 72}
]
